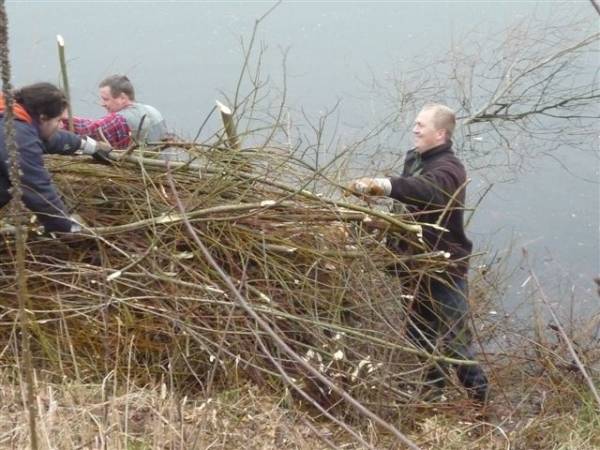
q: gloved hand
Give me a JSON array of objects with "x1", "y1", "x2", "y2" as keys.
[
  {"x1": 69, "y1": 213, "x2": 87, "y2": 233},
  {"x1": 346, "y1": 177, "x2": 392, "y2": 197},
  {"x1": 80, "y1": 137, "x2": 113, "y2": 165}
]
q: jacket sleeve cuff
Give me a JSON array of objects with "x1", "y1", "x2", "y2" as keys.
[
  {"x1": 39, "y1": 214, "x2": 75, "y2": 233},
  {"x1": 374, "y1": 178, "x2": 392, "y2": 196}
]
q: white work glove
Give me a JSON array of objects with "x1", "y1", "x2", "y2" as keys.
[
  {"x1": 347, "y1": 177, "x2": 392, "y2": 197},
  {"x1": 69, "y1": 214, "x2": 86, "y2": 233},
  {"x1": 80, "y1": 137, "x2": 113, "y2": 164},
  {"x1": 80, "y1": 136, "x2": 99, "y2": 155}
]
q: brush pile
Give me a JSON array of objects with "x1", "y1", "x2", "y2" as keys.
[{"x1": 0, "y1": 143, "x2": 463, "y2": 411}]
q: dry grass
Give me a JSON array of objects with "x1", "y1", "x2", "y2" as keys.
[
  {"x1": 0, "y1": 331, "x2": 597, "y2": 450},
  {"x1": 0, "y1": 375, "x2": 339, "y2": 449}
]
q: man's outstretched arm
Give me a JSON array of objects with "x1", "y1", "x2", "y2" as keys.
[{"x1": 68, "y1": 114, "x2": 131, "y2": 149}]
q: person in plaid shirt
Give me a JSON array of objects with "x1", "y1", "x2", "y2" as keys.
[
  {"x1": 69, "y1": 75, "x2": 167, "y2": 149},
  {"x1": 71, "y1": 112, "x2": 131, "y2": 149}
]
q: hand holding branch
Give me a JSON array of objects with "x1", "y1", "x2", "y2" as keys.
[{"x1": 346, "y1": 177, "x2": 391, "y2": 197}]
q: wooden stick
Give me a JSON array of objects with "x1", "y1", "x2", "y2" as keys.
[
  {"x1": 216, "y1": 100, "x2": 240, "y2": 150},
  {"x1": 56, "y1": 35, "x2": 73, "y2": 132}
]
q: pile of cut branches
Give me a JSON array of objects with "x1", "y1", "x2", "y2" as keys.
[{"x1": 0, "y1": 144, "x2": 461, "y2": 411}]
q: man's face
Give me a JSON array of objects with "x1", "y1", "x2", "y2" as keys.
[
  {"x1": 99, "y1": 86, "x2": 129, "y2": 113},
  {"x1": 38, "y1": 114, "x2": 63, "y2": 140},
  {"x1": 412, "y1": 108, "x2": 445, "y2": 153}
]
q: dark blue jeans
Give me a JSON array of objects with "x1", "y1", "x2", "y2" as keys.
[{"x1": 406, "y1": 277, "x2": 488, "y2": 400}]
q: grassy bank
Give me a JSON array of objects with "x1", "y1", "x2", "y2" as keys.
[{"x1": 1, "y1": 318, "x2": 598, "y2": 450}]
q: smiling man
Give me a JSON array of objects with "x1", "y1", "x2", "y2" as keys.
[
  {"x1": 70, "y1": 75, "x2": 167, "y2": 149},
  {"x1": 348, "y1": 103, "x2": 489, "y2": 404}
]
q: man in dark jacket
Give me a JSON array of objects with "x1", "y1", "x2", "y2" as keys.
[
  {"x1": 0, "y1": 82, "x2": 111, "y2": 233},
  {"x1": 348, "y1": 103, "x2": 488, "y2": 403}
]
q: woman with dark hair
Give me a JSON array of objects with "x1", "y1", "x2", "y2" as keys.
[{"x1": 0, "y1": 82, "x2": 112, "y2": 232}]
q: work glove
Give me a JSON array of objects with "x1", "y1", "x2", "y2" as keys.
[
  {"x1": 80, "y1": 137, "x2": 113, "y2": 165},
  {"x1": 346, "y1": 177, "x2": 392, "y2": 197},
  {"x1": 69, "y1": 213, "x2": 87, "y2": 233}
]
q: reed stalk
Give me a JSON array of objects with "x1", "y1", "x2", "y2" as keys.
[{"x1": 1, "y1": 3, "x2": 38, "y2": 448}]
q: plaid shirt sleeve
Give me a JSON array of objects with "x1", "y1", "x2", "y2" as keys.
[{"x1": 71, "y1": 113, "x2": 131, "y2": 149}]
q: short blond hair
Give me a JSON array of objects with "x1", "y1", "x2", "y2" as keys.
[{"x1": 421, "y1": 103, "x2": 456, "y2": 140}]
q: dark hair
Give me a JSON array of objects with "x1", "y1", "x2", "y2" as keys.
[
  {"x1": 13, "y1": 82, "x2": 68, "y2": 120},
  {"x1": 99, "y1": 74, "x2": 135, "y2": 100}
]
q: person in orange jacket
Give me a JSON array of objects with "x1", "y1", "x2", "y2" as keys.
[{"x1": 0, "y1": 82, "x2": 111, "y2": 232}]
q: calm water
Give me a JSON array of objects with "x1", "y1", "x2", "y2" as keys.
[{"x1": 6, "y1": 1, "x2": 599, "y2": 314}]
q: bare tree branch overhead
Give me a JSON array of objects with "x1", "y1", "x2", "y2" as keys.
[{"x1": 363, "y1": 14, "x2": 598, "y2": 173}]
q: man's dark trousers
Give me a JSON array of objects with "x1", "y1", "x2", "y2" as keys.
[{"x1": 406, "y1": 276, "x2": 488, "y2": 402}]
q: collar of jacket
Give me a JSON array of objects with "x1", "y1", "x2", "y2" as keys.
[
  {"x1": 0, "y1": 95, "x2": 34, "y2": 124},
  {"x1": 419, "y1": 141, "x2": 453, "y2": 160}
]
